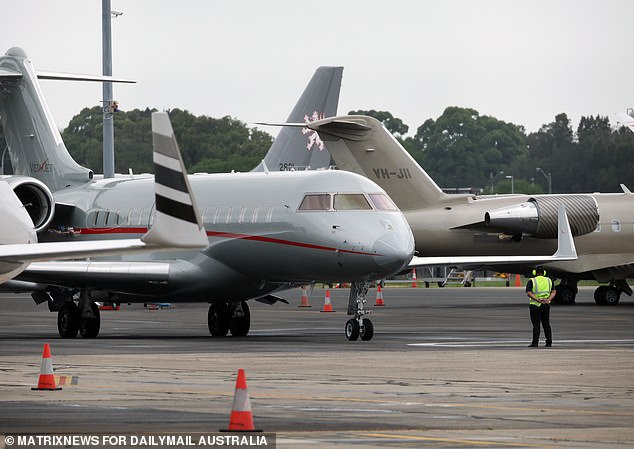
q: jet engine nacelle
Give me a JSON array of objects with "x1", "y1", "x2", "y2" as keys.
[
  {"x1": 0, "y1": 175, "x2": 55, "y2": 233},
  {"x1": 485, "y1": 195, "x2": 599, "y2": 239}
]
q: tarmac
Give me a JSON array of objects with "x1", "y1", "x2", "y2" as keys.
[{"x1": 1, "y1": 286, "x2": 633, "y2": 448}]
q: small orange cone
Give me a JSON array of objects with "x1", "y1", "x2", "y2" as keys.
[
  {"x1": 298, "y1": 287, "x2": 312, "y2": 308},
  {"x1": 32, "y1": 343, "x2": 62, "y2": 391},
  {"x1": 374, "y1": 284, "x2": 385, "y2": 306},
  {"x1": 514, "y1": 274, "x2": 522, "y2": 287},
  {"x1": 221, "y1": 369, "x2": 261, "y2": 432},
  {"x1": 320, "y1": 290, "x2": 335, "y2": 312},
  {"x1": 411, "y1": 269, "x2": 418, "y2": 288}
]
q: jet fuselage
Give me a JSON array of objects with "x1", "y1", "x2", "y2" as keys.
[{"x1": 39, "y1": 169, "x2": 414, "y2": 301}]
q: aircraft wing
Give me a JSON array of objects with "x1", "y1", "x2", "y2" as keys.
[
  {"x1": 0, "y1": 111, "x2": 207, "y2": 265},
  {"x1": 409, "y1": 206, "x2": 577, "y2": 268}
]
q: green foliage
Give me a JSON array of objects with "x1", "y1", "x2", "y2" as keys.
[
  {"x1": 61, "y1": 107, "x2": 273, "y2": 174},
  {"x1": 404, "y1": 107, "x2": 528, "y2": 189}
]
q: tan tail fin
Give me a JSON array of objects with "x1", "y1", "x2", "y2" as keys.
[{"x1": 306, "y1": 115, "x2": 449, "y2": 210}]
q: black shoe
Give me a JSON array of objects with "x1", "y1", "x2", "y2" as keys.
[
  {"x1": 528, "y1": 342, "x2": 538, "y2": 347},
  {"x1": 545, "y1": 342, "x2": 552, "y2": 347}
]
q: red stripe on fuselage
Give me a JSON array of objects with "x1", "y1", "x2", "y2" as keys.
[{"x1": 73, "y1": 228, "x2": 379, "y2": 256}]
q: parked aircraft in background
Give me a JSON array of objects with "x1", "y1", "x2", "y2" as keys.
[
  {"x1": 251, "y1": 66, "x2": 342, "y2": 172},
  {"x1": 0, "y1": 118, "x2": 208, "y2": 337},
  {"x1": 617, "y1": 109, "x2": 634, "y2": 133},
  {"x1": 0, "y1": 174, "x2": 206, "y2": 286},
  {"x1": 283, "y1": 115, "x2": 634, "y2": 306},
  {"x1": 0, "y1": 48, "x2": 414, "y2": 341}
]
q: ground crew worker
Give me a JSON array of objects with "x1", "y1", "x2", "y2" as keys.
[{"x1": 525, "y1": 266, "x2": 556, "y2": 347}]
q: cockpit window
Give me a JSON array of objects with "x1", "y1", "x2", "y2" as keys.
[
  {"x1": 298, "y1": 194, "x2": 331, "y2": 211},
  {"x1": 369, "y1": 193, "x2": 399, "y2": 211},
  {"x1": 333, "y1": 194, "x2": 372, "y2": 210}
]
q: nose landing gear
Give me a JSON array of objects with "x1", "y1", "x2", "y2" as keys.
[{"x1": 345, "y1": 281, "x2": 374, "y2": 341}]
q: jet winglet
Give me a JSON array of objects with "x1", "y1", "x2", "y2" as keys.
[
  {"x1": 408, "y1": 205, "x2": 577, "y2": 267},
  {"x1": 142, "y1": 112, "x2": 208, "y2": 249},
  {"x1": 553, "y1": 206, "x2": 577, "y2": 259}
]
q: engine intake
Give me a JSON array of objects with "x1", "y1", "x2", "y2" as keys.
[
  {"x1": 1, "y1": 176, "x2": 55, "y2": 233},
  {"x1": 485, "y1": 195, "x2": 599, "y2": 239}
]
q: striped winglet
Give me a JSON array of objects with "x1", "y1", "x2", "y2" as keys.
[{"x1": 142, "y1": 112, "x2": 208, "y2": 248}]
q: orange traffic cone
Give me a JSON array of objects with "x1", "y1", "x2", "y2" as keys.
[
  {"x1": 221, "y1": 369, "x2": 261, "y2": 432},
  {"x1": 320, "y1": 290, "x2": 335, "y2": 312},
  {"x1": 411, "y1": 269, "x2": 418, "y2": 288},
  {"x1": 32, "y1": 343, "x2": 62, "y2": 391},
  {"x1": 514, "y1": 274, "x2": 522, "y2": 287},
  {"x1": 374, "y1": 284, "x2": 385, "y2": 306},
  {"x1": 298, "y1": 287, "x2": 312, "y2": 308}
]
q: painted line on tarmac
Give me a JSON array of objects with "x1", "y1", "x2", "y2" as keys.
[
  {"x1": 408, "y1": 339, "x2": 634, "y2": 347},
  {"x1": 361, "y1": 432, "x2": 554, "y2": 448}
]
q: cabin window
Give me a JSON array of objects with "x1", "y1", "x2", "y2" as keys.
[
  {"x1": 266, "y1": 207, "x2": 273, "y2": 223},
  {"x1": 251, "y1": 207, "x2": 259, "y2": 223},
  {"x1": 226, "y1": 207, "x2": 233, "y2": 224},
  {"x1": 298, "y1": 194, "x2": 331, "y2": 211},
  {"x1": 612, "y1": 219, "x2": 621, "y2": 232},
  {"x1": 334, "y1": 194, "x2": 372, "y2": 210},
  {"x1": 212, "y1": 207, "x2": 220, "y2": 225},
  {"x1": 369, "y1": 193, "x2": 399, "y2": 211},
  {"x1": 238, "y1": 207, "x2": 246, "y2": 224}
]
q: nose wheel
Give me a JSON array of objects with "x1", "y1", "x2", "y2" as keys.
[{"x1": 345, "y1": 281, "x2": 374, "y2": 341}]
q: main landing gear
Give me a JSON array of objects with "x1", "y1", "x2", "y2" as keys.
[
  {"x1": 594, "y1": 281, "x2": 631, "y2": 305},
  {"x1": 345, "y1": 281, "x2": 374, "y2": 341},
  {"x1": 56, "y1": 290, "x2": 101, "y2": 338},
  {"x1": 207, "y1": 301, "x2": 251, "y2": 337}
]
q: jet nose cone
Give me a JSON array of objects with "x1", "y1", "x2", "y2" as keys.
[{"x1": 373, "y1": 222, "x2": 415, "y2": 276}]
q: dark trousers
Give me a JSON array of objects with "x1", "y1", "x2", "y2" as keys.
[{"x1": 529, "y1": 304, "x2": 552, "y2": 344}]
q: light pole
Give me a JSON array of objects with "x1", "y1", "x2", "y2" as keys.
[
  {"x1": 505, "y1": 175, "x2": 515, "y2": 194},
  {"x1": 536, "y1": 167, "x2": 552, "y2": 194}
]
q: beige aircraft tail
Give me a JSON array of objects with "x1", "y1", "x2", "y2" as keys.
[{"x1": 305, "y1": 115, "x2": 450, "y2": 211}]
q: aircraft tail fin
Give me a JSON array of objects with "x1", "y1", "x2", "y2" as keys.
[
  {"x1": 306, "y1": 115, "x2": 449, "y2": 210},
  {"x1": 0, "y1": 47, "x2": 134, "y2": 192},
  {"x1": 252, "y1": 66, "x2": 343, "y2": 172},
  {"x1": 144, "y1": 112, "x2": 208, "y2": 248}
]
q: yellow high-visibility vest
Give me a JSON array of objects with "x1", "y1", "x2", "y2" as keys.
[{"x1": 530, "y1": 276, "x2": 552, "y2": 306}]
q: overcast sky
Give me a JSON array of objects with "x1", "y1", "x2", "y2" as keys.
[{"x1": 3, "y1": 0, "x2": 634, "y2": 136}]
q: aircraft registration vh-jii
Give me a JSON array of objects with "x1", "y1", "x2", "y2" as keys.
[
  {"x1": 0, "y1": 47, "x2": 414, "y2": 341},
  {"x1": 285, "y1": 114, "x2": 634, "y2": 306}
]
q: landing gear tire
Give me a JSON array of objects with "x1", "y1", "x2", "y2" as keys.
[
  {"x1": 57, "y1": 302, "x2": 80, "y2": 338},
  {"x1": 604, "y1": 287, "x2": 621, "y2": 305},
  {"x1": 594, "y1": 286, "x2": 621, "y2": 305},
  {"x1": 208, "y1": 302, "x2": 229, "y2": 336},
  {"x1": 594, "y1": 286, "x2": 608, "y2": 305},
  {"x1": 79, "y1": 303, "x2": 100, "y2": 338},
  {"x1": 555, "y1": 285, "x2": 576, "y2": 305},
  {"x1": 229, "y1": 301, "x2": 250, "y2": 337},
  {"x1": 360, "y1": 318, "x2": 374, "y2": 341},
  {"x1": 345, "y1": 319, "x2": 360, "y2": 341}
]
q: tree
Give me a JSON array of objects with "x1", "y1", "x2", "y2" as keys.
[
  {"x1": 406, "y1": 106, "x2": 527, "y2": 190},
  {"x1": 61, "y1": 107, "x2": 273, "y2": 174}
]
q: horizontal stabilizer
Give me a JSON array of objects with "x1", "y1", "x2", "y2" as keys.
[
  {"x1": 409, "y1": 206, "x2": 577, "y2": 267},
  {"x1": 36, "y1": 71, "x2": 136, "y2": 84},
  {"x1": 0, "y1": 67, "x2": 21, "y2": 79}
]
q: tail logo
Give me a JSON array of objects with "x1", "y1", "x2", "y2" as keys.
[
  {"x1": 301, "y1": 111, "x2": 326, "y2": 151},
  {"x1": 31, "y1": 159, "x2": 53, "y2": 173}
]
